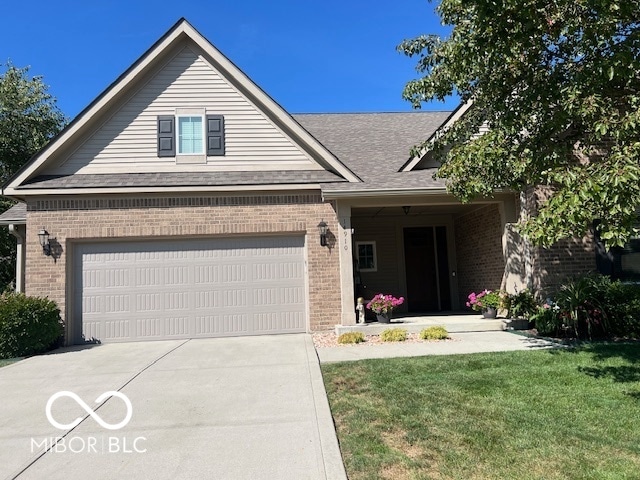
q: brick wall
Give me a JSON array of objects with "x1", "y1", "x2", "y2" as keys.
[
  {"x1": 531, "y1": 236, "x2": 596, "y2": 297},
  {"x1": 454, "y1": 204, "x2": 505, "y2": 308},
  {"x1": 521, "y1": 186, "x2": 596, "y2": 296},
  {"x1": 25, "y1": 193, "x2": 341, "y2": 337}
]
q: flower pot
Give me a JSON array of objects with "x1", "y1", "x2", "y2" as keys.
[
  {"x1": 482, "y1": 307, "x2": 497, "y2": 319},
  {"x1": 376, "y1": 313, "x2": 392, "y2": 323}
]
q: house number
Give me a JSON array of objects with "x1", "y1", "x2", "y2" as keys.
[{"x1": 341, "y1": 218, "x2": 349, "y2": 251}]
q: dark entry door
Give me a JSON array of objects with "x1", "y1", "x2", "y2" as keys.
[{"x1": 403, "y1": 227, "x2": 452, "y2": 312}]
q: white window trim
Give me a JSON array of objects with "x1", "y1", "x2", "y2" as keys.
[
  {"x1": 356, "y1": 241, "x2": 377, "y2": 272},
  {"x1": 176, "y1": 114, "x2": 205, "y2": 156}
]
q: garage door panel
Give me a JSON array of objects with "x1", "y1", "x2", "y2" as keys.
[{"x1": 75, "y1": 236, "x2": 307, "y2": 343}]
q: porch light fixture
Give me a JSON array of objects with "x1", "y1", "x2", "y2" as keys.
[
  {"x1": 317, "y1": 220, "x2": 328, "y2": 247},
  {"x1": 38, "y1": 229, "x2": 51, "y2": 256},
  {"x1": 402, "y1": 206, "x2": 411, "y2": 215}
]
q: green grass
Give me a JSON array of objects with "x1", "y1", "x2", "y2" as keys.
[
  {"x1": 0, "y1": 358, "x2": 21, "y2": 367},
  {"x1": 321, "y1": 343, "x2": 640, "y2": 480}
]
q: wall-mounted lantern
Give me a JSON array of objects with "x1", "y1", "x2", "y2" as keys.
[
  {"x1": 317, "y1": 220, "x2": 328, "y2": 247},
  {"x1": 38, "y1": 229, "x2": 51, "y2": 256}
]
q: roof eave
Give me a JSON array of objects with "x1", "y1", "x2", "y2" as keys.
[
  {"x1": 321, "y1": 187, "x2": 449, "y2": 200},
  {"x1": 4, "y1": 183, "x2": 325, "y2": 197},
  {"x1": 399, "y1": 99, "x2": 475, "y2": 172}
]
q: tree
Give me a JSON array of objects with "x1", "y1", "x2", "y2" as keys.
[
  {"x1": 0, "y1": 63, "x2": 66, "y2": 289},
  {"x1": 399, "y1": 0, "x2": 640, "y2": 248}
]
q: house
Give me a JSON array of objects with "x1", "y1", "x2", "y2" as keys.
[{"x1": 0, "y1": 19, "x2": 595, "y2": 345}]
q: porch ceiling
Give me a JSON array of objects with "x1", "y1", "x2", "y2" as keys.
[{"x1": 352, "y1": 204, "x2": 488, "y2": 217}]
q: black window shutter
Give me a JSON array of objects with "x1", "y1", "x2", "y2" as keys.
[
  {"x1": 206, "y1": 114, "x2": 225, "y2": 156},
  {"x1": 157, "y1": 116, "x2": 175, "y2": 157}
]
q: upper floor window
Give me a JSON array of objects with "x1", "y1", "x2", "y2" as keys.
[
  {"x1": 178, "y1": 116, "x2": 204, "y2": 154},
  {"x1": 157, "y1": 114, "x2": 225, "y2": 158}
]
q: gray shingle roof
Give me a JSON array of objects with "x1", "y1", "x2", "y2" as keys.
[
  {"x1": 293, "y1": 112, "x2": 450, "y2": 192},
  {"x1": 14, "y1": 112, "x2": 451, "y2": 193},
  {"x1": 19, "y1": 170, "x2": 346, "y2": 189},
  {"x1": 0, "y1": 202, "x2": 26, "y2": 224}
]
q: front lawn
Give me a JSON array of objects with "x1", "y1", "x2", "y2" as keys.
[
  {"x1": 322, "y1": 344, "x2": 640, "y2": 479},
  {"x1": 0, "y1": 358, "x2": 20, "y2": 368}
]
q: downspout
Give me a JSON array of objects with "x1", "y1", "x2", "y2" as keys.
[{"x1": 8, "y1": 224, "x2": 25, "y2": 293}]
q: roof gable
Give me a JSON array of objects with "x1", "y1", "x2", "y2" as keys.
[
  {"x1": 399, "y1": 99, "x2": 473, "y2": 172},
  {"x1": 4, "y1": 19, "x2": 359, "y2": 196}
]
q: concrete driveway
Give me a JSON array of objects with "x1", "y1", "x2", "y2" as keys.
[{"x1": 0, "y1": 335, "x2": 345, "y2": 480}]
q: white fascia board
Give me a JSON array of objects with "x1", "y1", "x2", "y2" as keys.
[
  {"x1": 4, "y1": 183, "x2": 322, "y2": 198},
  {"x1": 6, "y1": 27, "x2": 186, "y2": 191},
  {"x1": 0, "y1": 219, "x2": 26, "y2": 225},
  {"x1": 322, "y1": 186, "x2": 514, "y2": 200},
  {"x1": 400, "y1": 99, "x2": 475, "y2": 172},
  {"x1": 321, "y1": 187, "x2": 449, "y2": 200}
]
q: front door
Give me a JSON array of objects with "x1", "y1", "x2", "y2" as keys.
[{"x1": 403, "y1": 227, "x2": 452, "y2": 312}]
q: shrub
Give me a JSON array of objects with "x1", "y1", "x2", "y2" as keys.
[
  {"x1": 337, "y1": 332, "x2": 365, "y2": 344},
  {"x1": 556, "y1": 274, "x2": 609, "y2": 339},
  {"x1": 504, "y1": 289, "x2": 537, "y2": 319},
  {"x1": 380, "y1": 328, "x2": 407, "y2": 342},
  {"x1": 0, "y1": 293, "x2": 63, "y2": 359},
  {"x1": 597, "y1": 281, "x2": 640, "y2": 338},
  {"x1": 531, "y1": 303, "x2": 564, "y2": 337},
  {"x1": 420, "y1": 326, "x2": 449, "y2": 340}
]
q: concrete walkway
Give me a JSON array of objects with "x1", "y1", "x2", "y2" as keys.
[
  {"x1": 316, "y1": 331, "x2": 561, "y2": 363},
  {"x1": 0, "y1": 335, "x2": 345, "y2": 480}
]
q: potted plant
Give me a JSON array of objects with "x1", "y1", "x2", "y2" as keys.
[
  {"x1": 503, "y1": 289, "x2": 537, "y2": 330},
  {"x1": 466, "y1": 290, "x2": 503, "y2": 318},
  {"x1": 366, "y1": 294, "x2": 404, "y2": 323}
]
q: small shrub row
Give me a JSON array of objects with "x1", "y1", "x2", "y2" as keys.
[
  {"x1": 0, "y1": 292, "x2": 63, "y2": 359},
  {"x1": 420, "y1": 326, "x2": 449, "y2": 340},
  {"x1": 380, "y1": 328, "x2": 407, "y2": 342},
  {"x1": 337, "y1": 327, "x2": 450, "y2": 344},
  {"x1": 337, "y1": 332, "x2": 365, "y2": 344}
]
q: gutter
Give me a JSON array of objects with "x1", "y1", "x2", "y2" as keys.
[
  {"x1": 321, "y1": 187, "x2": 448, "y2": 200},
  {"x1": 322, "y1": 186, "x2": 515, "y2": 203}
]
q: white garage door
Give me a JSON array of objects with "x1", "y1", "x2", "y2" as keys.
[{"x1": 73, "y1": 236, "x2": 307, "y2": 343}]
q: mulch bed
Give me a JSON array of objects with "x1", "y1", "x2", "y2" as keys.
[{"x1": 312, "y1": 332, "x2": 456, "y2": 348}]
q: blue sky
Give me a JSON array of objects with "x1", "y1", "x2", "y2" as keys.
[{"x1": 2, "y1": 0, "x2": 457, "y2": 120}]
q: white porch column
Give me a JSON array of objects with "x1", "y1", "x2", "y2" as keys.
[
  {"x1": 9, "y1": 224, "x2": 25, "y2": 293},
  {"x1": 336, "y1": 201, "x2": 356, "y2": 326},
  {"x1": 499, "y1": 198, "x2": 527, "y2": 294}
]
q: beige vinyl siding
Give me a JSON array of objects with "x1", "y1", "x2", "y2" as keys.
[
  {"x1": 51, "y1": 46, "x2": 320, "y2": 175},
  {"x1": 353, "y1": 218, "x2": 403, "y2": 303}
]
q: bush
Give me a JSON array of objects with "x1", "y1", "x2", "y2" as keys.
[
  {"x1": 531, "y1": 304, "x2": 564, "y2": 337},
  {"x1": 555, "y1": 274, "x2": 609, "y2": 339},
  {"x1": 597, "y1": 281, "x2": 640, "y2": 338},
  {"x1": 531, "y1": 273, "x2": 640, "y2": 339},
  {"x1": 337, "y1": 332, "x2": 365, "y2": 344},
  {"x1": 505, "y1": 289, "x2": 537, "y2": 319},
  {"x1": 0, "y1": 293, "x2": 63, "y2": 359},
  {"x1": 420, "y1": 326, "x2": 449, "y2": 340},
  {"x1": 380, "y1": 328, "x2": 407, "y2": 342}
]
